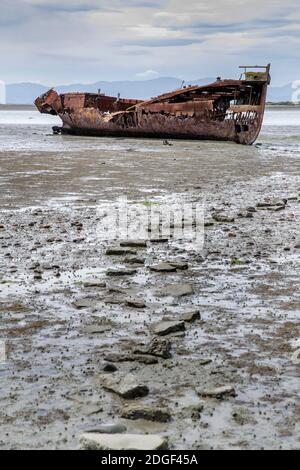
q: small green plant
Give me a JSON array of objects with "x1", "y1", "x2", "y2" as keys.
[
  {"x1": 141, "y1": 201, "x2": 160, "y2": 207},
  {"x1": 231, "y1": 258, "x2": 244, "y2": 266}
]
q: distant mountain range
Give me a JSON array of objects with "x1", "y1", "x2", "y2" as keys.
[{"x1": 4, "y1": 77, "x2": 296, "y2": 104}]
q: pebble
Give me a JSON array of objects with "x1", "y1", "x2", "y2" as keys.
[
  {"x1": 156, "y1": 283, "x2": 194, "y2": 297},
  {"x1": 106, "y1": 268, "x2": 137, "y2": 276},
  {"x1": 197, "y1": 385, "x2": 236, "y2": 399},
  {"x1": 125, "y1": 298, "x2": 146, "y2": 308},
  {"x1": 179, "y1": 309, "x2": 201, "y2": 323},
  {"x1": 120, "y1": 240, "x2": 147, "y2": 248},
  {"x1": 133, "y1": 337, "x2": 172, "y2": 359},
  {"x1": 150, "y1": 262, "x2": 177, "y2": 272},
  {"x1": 212, "y1": 213, "x2": 235, "y2": 223},
  {"x1": 83, "y1": 423, "x2": 127, "y2": 434},
  {"x1": 121, "y1": 404, "x2": 171, "y2": 423},
  {"x1": 150, "y1": 320, "x2": 185, "y2": 336},
  {"x1": 106, "y1": 247, "x2": 137, "y2": 256},
  {"x1": 102, "y1": 373, "x2": 149, "y2": 399}
]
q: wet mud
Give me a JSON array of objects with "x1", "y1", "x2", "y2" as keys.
[{"x1": 0, "y1": 128, "x2": 299, "y2": 449}]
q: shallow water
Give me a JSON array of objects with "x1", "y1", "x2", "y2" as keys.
[{"x1": 0, "y1": 106, "x2": 300, "y2": 155}]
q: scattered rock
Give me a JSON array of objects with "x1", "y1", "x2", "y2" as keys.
[
  {"x1": 156, "y1": 283, "x2": 194, "y2": 297},
  {"x1": 150, "y1": 320, "x2": 185, "y2": 336},
  {"x1": 83, "y1": 280, "x2": 106, "y2": 288},
  {"x1": 102, "y1": 373, "x2": 149, "y2": 398},
  {"x1": 179, "y1": 309, "x2": 201, "y2": 323},
  {"x1": 72, "y1": 299, "x2": 97, "y2": 309},
  {"x1": 104, "y1": 353, "x2": 158, "y2": 365},
  {"x1": 83, "y1": 423, "x2": 127, "y2": 434},
  {"x1": 133, "y1": 337, "x2": 172, "y2": 359},
  {"x1": 125, "y1": 298, "x2": 146, "y2": 309},
  {"x1": 168, "y1": 261, "x2": 189, "y2": 270},
  {"x1": 150, "y1": 262, "x2": 177, "y2": 272},
  {"x1": 237, "y1": 210, "x2": 253, "y2": 218},
  {"x1": 80, "y1": 433, "x2": 168, "y2": 450},
  {"x1": 106, "y1": 268, "x2": 137, "y2": 276},
  {"x1": 150, "y1": 238, "x2": 169, "y2": 243},
  {"x1": 212, "y1": 213, "x2": 235, "y2": 223},
  {"x1": 121, "y1": 404, "x2": 171, "y2": 423},
  {"x1": 256, "y1": 198, "x2": 287, "y2": 209},
  {"x1": 82, "y1": 324, "x2": 110, "y2": 335},
  {"x1": 197, "y1": 385, "x2": 236, "y2": 399},
  {"x1": 120, "y1": 240, "x2": 147, "y2": 248},
  {"x1": 107, "y1": 285, "x2": 134, "y2": 295},
  {"x1": 124, "y1": 256, "x2": 145, "y2": 265},
  {"x1": 106, "y1": 247, "x2": 137, "y2": 256}
]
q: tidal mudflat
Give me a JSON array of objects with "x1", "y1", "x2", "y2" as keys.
[{"x1": 0, "y1": 108, "x2": 299, "y2": 449}]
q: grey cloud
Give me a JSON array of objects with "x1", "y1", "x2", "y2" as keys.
[{"x1": 123, "y1": 38, "x2": 204, "y2": 47}]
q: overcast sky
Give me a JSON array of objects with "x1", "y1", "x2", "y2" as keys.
[{"x1": 1, "y1": 0, "x2": 299, "y2": 85}]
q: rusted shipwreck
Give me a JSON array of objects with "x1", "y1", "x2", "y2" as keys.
[{"x1": 35, "y1": 65, "x2": 271, "y2": 145}]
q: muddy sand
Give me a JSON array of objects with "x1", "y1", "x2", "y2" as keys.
[{"x1": 0, "y1": 137, "x2": 299, "y2": 449}]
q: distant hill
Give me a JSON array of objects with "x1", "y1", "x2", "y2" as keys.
[
  {"x1": 5, "y1": 77, "x2": 214, "y2": 104},
  {"x1": 5, "y1": 77, "x2": 296, "y2": 104}
]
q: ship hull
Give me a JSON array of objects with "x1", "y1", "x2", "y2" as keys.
[
  {"x1": 35, "y1": 66, "x2": 270, "y2": 146},
  {"x1": 56, "y1": 104, "x2": 265, "y2": 145}
]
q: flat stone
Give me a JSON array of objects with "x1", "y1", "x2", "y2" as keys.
[
  {"x1": 133, "y1": 337, "x2": 172, "y2": 359},
  {"x1": 106, "y1": 268, "x2": 137, "y2": 276},
  {"x1": 103, "y1": 295, "x2": 123, "y2": 305},
  {"x1": 156, "y1": 283, "x2": 194, "y2": 298},
  {"x1": 267, "y1": 205, "x2": 286, "y2": 212},
  {"x1": 106, "y1": 247, "x2": 137, "y2": 256},
  {"x1": 124, "y1": 256, "x2": 145, "y2": 265},
  {"x1": 237, "y1": 210, "x2": 253, "y2": 218},
  {"x1": 80, "y1": 433, "x2": 167, "y2": 450},
  {"x1": 102, "y1": 373, "x2": 149, "y2": 398},
  {"x1": 212, "y1": 213, "x2": 235, "y2": 223},
  {"x1": 256, "y1": 198, "x2": 287, "y2": 208},
  {"x1": 197, "y1": 385, "x2": 236, "y2": 399},
  {"x1": 104, "y1": 353, "x2": 158, "y2": 365},
  {"x1": 150, "y1": 320, "x2": 185, "y2": 336},
  {"x1": 150, "y1": 262, "x2": 177, "y2": 272},
  {"x1": 179, "y1": 309, "x2": 201, "y2": 323},
  {"x1": 120, "y1": 240, "x2": 147, "y2": 248},
  {"x1": 168, "y1": 261, "x2": 189, "y2": 270},
  {"x1": 125, "y1": 298, "x2": 146, "y2": 308},
  {"x1": 82, "y1": 325, "x2": 110, "y2": 334},
  {"x1": 107, "y1": 285, "x2": 135, "y2": 295},
  {"x1": 150, "y1": 238, "x2": 169, "y2": 243},
  {"x1": 72, "y1": 299, "x2": 97, "y2": 309},
  {"x1": 121, "y1": 405, "x2": 171, "y2": 423},
  {"x1": 83, "y1": 280, "x2": 106, "y2": 288},
  {"x1": 83, "y1": 423, "x2": 127, "y2": 434}
]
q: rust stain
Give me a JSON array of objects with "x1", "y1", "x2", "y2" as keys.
[{"x1": 35, "y1": 64, "x2": 271, "y2": 145}]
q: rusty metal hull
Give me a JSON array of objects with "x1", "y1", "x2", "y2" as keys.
[
  {"x1": 35, "y1": 66, "x2": 270, "y2": 145},
  {"x1": 56, "y1": 106, "x2": 265, "y2": 145}
]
